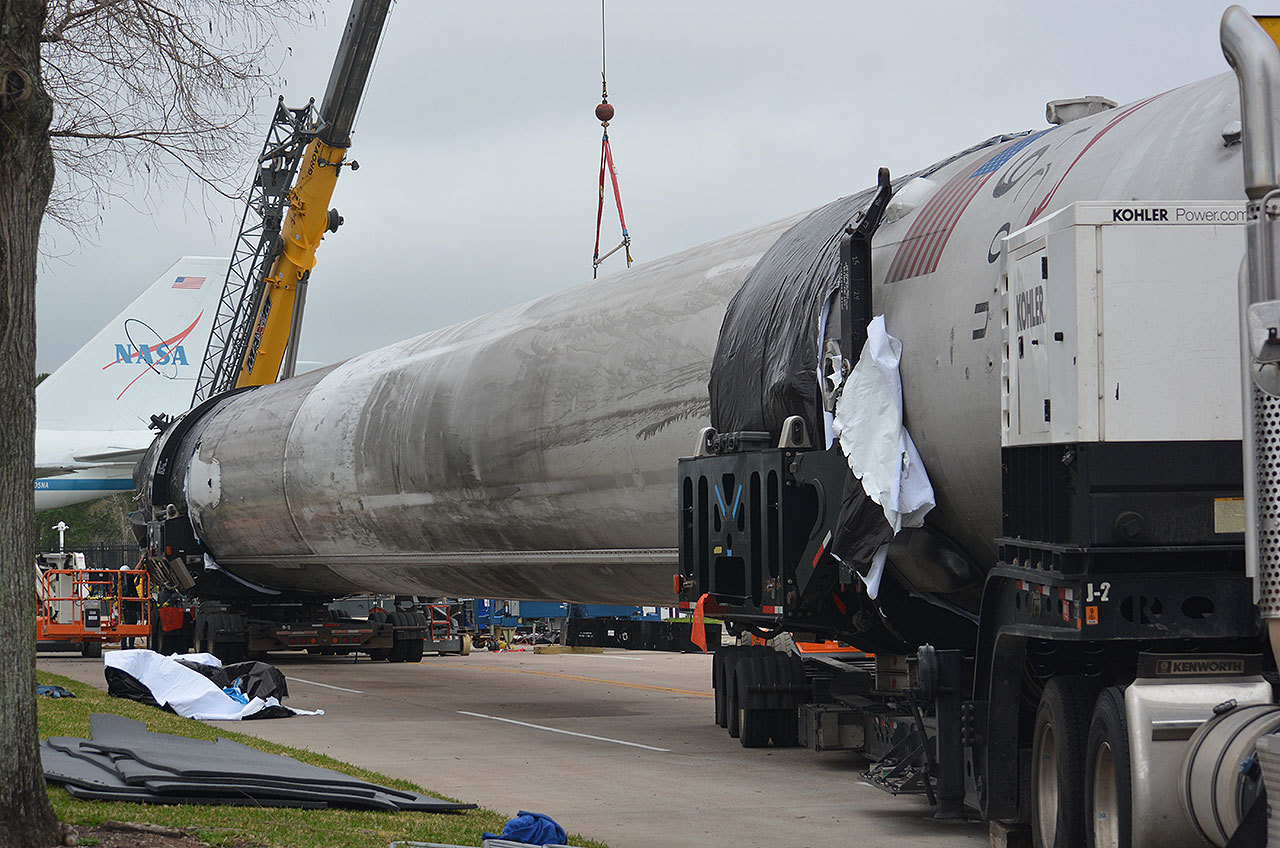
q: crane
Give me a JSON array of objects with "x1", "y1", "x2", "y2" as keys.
[{"x1": 192, "y1": 0, "x2": 392, "y2": 404}]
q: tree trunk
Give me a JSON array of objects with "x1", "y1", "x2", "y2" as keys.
[{"x1": 0, "y1": 0, "x2": 62, "y2": 845}]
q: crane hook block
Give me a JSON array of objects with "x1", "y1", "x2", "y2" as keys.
[{"x1": 596, "y1": 101, "x2": 615, "y2": 124}]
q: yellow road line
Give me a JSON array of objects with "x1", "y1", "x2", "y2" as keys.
[{"x1": 419, "y1": 661, "x2": 712, "y2": 697}]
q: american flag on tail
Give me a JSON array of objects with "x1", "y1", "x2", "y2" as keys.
[
  {"x1": 885, "y1": 130, "x2": 1051, "y2": 283},
  {"x1": 172, "y1": 276, "x2": 206, "y2": 290}
]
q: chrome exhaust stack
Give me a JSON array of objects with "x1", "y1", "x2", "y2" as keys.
[{"x1": 1222, "y1": 6, "x2": 1280, "y2": 653}]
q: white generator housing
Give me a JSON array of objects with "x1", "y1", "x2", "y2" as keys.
[{"x1": 1002, "y1": 202, "x2": 1245, "y2": 448}]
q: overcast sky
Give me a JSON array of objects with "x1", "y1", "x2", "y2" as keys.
[{"x1": 35, "y1": 0, "x2": 1237, "y2": 374}]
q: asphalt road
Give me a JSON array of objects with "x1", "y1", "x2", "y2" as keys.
[{"x1": 40, "y1": 647, "x2": 987, "y2": 848}]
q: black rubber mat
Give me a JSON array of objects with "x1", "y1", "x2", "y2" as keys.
[
  {"x1": 41, "y1": 741, "x2": 133, "y2": 791},
  {"x1": 40, "y1": 713, "x2": 476, "y2": 812},
  {"x1": 82, "y1": 714, "x2": 401, "y2": 789},
  {"x1": 62, "y1": 783, "x2": 327, "y2": 809}
]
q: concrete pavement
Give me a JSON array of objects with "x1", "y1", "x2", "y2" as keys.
[{"x1": 40, "y1": 647, "x2": 987, "y2": 848}]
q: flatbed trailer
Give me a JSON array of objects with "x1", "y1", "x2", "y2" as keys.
[{"x1": 154, "y1": 595, "x2": 437, "y2": 665}]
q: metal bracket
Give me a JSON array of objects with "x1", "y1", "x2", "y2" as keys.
[
  {"x1": 778, "y1": 416, "x2": 811, "y2": 449},
  {"x1": 1246, "y1": 300, "x2": 1280, "y2": 363},
  {"x1": 694, "y1": 426, "x2": 717, "y2": 457}
]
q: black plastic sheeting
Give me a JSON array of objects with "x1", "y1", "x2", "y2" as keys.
[
  {"x1": 709, "y1": 134, "x2": 1026, "y2": 440},
  {"x1": 709, "y1": 189, "x2": 877, "y2": 438},
  {"x1": 42, "y1": 713, "x2": 476, "y2": 812},
  {"x1": 103, "y1": 667, "x2": 162, "y2": 709},
  {"x1": 172, "y1": 656, "x2": 287, "y2": 699},
  {"x1": 174, "y1": 656, "x2": 230, "y2": 688},
  {"x1": 222, "y1": 661, "x2": 289, "y2": 701}
]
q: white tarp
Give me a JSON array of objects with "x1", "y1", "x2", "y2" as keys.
[
  {"x1": 833, "y1": 315, "x2": 936, "y2": 534},
  {"x1": 104, "y1": 649, "x2": 322, "y2": 721}
]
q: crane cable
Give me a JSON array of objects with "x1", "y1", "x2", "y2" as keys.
[{"x1": 592, "y1": 0, "x2": 632, "y2": 279}]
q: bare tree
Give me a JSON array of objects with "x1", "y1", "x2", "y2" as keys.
[
  {"x1": 2, "y1": 2, "x2": 314, "y2": 845},
  {"x1": 43, "y1": 0, "x2": 319, "y2": 228},
  {"x1": 0, "y1": 1, "x2": 62, "y2": 844}
]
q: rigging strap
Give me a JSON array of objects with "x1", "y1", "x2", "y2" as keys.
[{"x1": 594, "y1": 128, "x2": 632, "y2": 278}]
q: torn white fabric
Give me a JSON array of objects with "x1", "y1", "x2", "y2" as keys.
[
  {"x1": 862, "y1": 544, "x2": 889, "y2": 599},
  {"x1": 105, "y1": 649, "x2": 322, "y2": 721},
  {"x1": 832, "y1": 315, "x2": 935, "y2": 533}
]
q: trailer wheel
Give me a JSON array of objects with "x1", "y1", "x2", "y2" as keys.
[
  {"x1": 1086, "y1": 687, "x2": 1131, "y2": 848},
  {"x1": 770, "y1": 708, "x2": 800, "y2": 747},
  {"x1": 713, "y1": 648, "x2": 729, "y2": 728},
  {"x1": 726, "y1": 658, "x2": 742, "y2": 738},
  {"x1": 211, "y1": 639, "x2": 246, "y2": 664},
  {"x1": 366, "y1": 610, "x2": 391, "y2": 660},
  {"x1": 1032, "y1": 676, "x2": 1092, "y2": 848},
  {"x1": 206, "y1": 613, "x2": 248, "y2": 664},
  {"x1": 80, "y1": 641, "x2": 102, "y2": 659},
  {"x1": 387, "y1": 611, "x2": 410, "y2": 662},
  {"x1": 402, "y1": 613, "x2": 426, "y2": 663},
  {"x1": 737, "y1": 667, "x2": 770, "y2": 748}
]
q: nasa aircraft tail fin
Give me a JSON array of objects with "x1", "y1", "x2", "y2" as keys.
[{"x1": 37, "y1": 256, "x2": 229, "y2": 433}]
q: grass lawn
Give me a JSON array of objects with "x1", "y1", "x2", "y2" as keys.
[{"x1": 36, "y1": 670, "x2": 608, "y2": 848}]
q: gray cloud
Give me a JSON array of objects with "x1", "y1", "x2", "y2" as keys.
[{"x1": 37, "y1": 0, "x2": 1232, "y2": 373}]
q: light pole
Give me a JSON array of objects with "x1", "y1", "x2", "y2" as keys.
[{"x1": 51, "y1": 520, "x2": 68, "y2": 552}]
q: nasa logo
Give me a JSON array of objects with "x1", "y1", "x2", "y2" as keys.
[
  {"x1": 101, "y1": 311, "x2": 203, "y2": 399},
  {"x1": 112, "y1": 343, "x2": 188, "y2": 366}
]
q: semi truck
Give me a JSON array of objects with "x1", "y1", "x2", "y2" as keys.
[{"x1": 130, "y1": 7, "x2": 1280, "y2": 847}]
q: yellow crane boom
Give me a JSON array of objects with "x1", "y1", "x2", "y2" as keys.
[
  {"x1": 192, "y1": 0, "x2": 390, "y2": 403},
  {"x1": 237, "y1": 0, "x2": 389, "y2": 387}
]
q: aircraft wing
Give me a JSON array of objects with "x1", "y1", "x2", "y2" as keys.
[{"x1": 71, "y1": 446, "x2": 149, "y2": 464}]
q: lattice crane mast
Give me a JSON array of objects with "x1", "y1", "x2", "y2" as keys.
[{"x1": 192, "y1": 0, "x2": 391, "y2": 404}]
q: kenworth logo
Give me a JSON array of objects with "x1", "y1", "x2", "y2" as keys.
[
  {"x1": 1155, "y1": 658, "x2": 1246, "y2": 676},
  {"x1": 101, "y1": 311, "x2": 203, "y2": 399}
]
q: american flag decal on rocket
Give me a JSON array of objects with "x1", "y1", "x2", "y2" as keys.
[
  {"x1": 885, "y1": 130, "x2": 1051, "y2": 283},
  {"x1": 172, "y1": 276, "x2": 206, "y2": 289}
]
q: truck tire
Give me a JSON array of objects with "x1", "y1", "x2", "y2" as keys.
[
  {"x1": 459, "y1": 633, "x2": 472, "y2": 656},
  {"x1": 366, "y1": 610, "x2": 391, "y2": 660},
  {"x1": 1086, "y1": 686, "x2": 1131, "y2": 848},
  {"x1": 80, "y1": 641, "x2": 102, "y2": 659},
  {"x1": 1032, "y1": 676, "x2": 1092, "y2": 848},
  {"x1": 737, "y1": 666, "x2": 770, "y2": 748},
  {"x1": 155, "y1": 627, "x2": 187, "y2": 656},
  {"x1": 771, "y1": 708, "x2": 800, "y2": 747},
  {"x1": 403, "y1": 612, "x2": 427, "y2": 663},
  {"x1": 713, "y1": 648, "x2": 729, "y2": 728},
  {"x1": 208, "y1": 613, "x2": 248, "y2": 664},
  {"x1": 387, "y1": 611, "x2": 410, "y2": 662},
  {"x1": 726, "y1": 657, "x2": 741, "y2": 738},
  {"x1": 212, "y1": 640, "x2": 247, "y2": 664}
]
